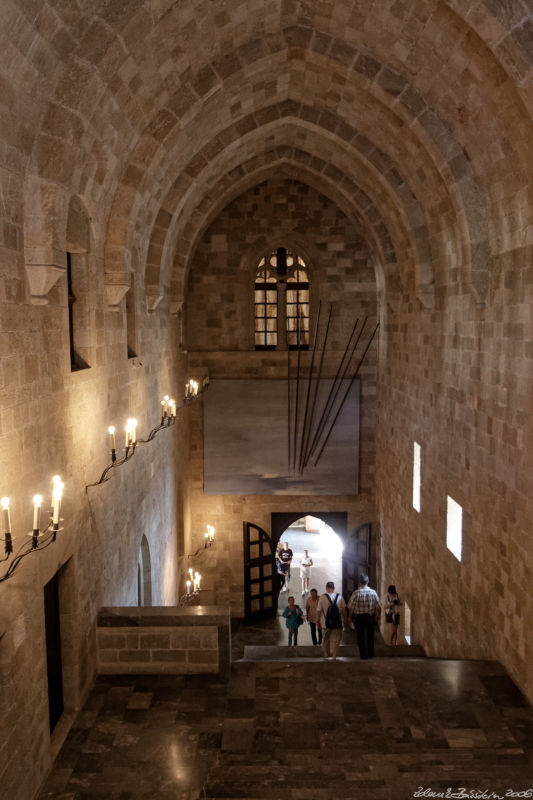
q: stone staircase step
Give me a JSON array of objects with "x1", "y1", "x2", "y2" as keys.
[{"x1": 240, "y1": 643, "x2": 425, "y2": 660}]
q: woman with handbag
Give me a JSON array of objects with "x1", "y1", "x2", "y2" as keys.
[
  {"x1": 305, "y1": 588, "x2": 322, "y2": 646},
  {"x1": 384, "y1": 584, "x2": 401, "y2": 645},
  {"x1": 282, "y1": 595, "x2": 304, "y2": 646}
]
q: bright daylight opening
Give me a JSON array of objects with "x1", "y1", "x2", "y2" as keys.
[
  {"x1": 413, "y1": 441, "x2": 421, "y2": 512},
  {"x1": 403, "y1": 601, "x2": 412, "y2": 645},
  {"x1": 446, "y1": 496, "x2": 463, "y2": 562},
  {"x1": 276, "y1": 515, "x2": 343, "y2": 644}
]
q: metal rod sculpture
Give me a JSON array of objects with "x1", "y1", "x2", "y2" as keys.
[
  {"x1": 297, "y1": 301, "x2": 321, "y2": 474},
  {"x1": 287, "y1": 328, "x2": 291, "y2": 471},
  {"x1": 312, "y1": 322, "x2": 380, "y2": 467},
  {"x1": 304, "y1": 317, "x2": 365, "y2": 469},
  {"x1": 299, "y1": 303, "x2": 332, "y2": 473},
  {"x1": 291, "y1": 313, "x2": 302, "y2": 472},
  {"x1": 288, "y1": 310, "x2": 379, "y2": 476}
]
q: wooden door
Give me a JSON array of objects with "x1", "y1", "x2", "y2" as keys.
[
  {"x1": 243, "y1": 522, "x2": 279, "y2": 622},
  {"x1": 342, "y1": 522, "x2": 372, "y2": 601}
]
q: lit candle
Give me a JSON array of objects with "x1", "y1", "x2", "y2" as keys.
[
  {"x1": 188, "y1": 567, "x2": 194, "y2": 580},
  {"x1": 169, "y1": 399, "x2": 176, "y2": 417},
  {"x1": 186, "y1": 580, "x2": 191, "y2": 596},
  {"x1": 195, "y1": 572, "x2": 201, "y2": 591},
  {"x1": 32, "y1": 495, "x2": 42, "y2": 531},
  {"x1": 52, "y1": 480, "x2": 63, "y2": 525},
  {"x1": 108, "y1": 425, "x2": 116, "y2": 450},
  {"x1": 1, "y1": 497, "x2": 11, "y2": 534},
  {"x1": 127, "y1": 419, "x2": 137, "y2": 444},
  {"x1": 125, "y1": 423, "x2": 131, "y2": 447}
]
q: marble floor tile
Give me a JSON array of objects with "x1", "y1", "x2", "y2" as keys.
[{"x1": 38, "y1": 630, "x2": 533, "y2": 800}]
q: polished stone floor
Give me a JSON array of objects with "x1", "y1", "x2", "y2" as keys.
[{"x1": 39, "y1": 620, "x2": 533, "y2": 800}]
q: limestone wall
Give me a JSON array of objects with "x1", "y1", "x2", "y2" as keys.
[
  {"x1": 376, "y1": 248, "x2": 533, "y2": 702},
  {"x1": 96, "y1": 606, "x2": 231, "y2": 676},
  {"x1": 0, "y1": 240, "x2": 188, "y2": 799}
]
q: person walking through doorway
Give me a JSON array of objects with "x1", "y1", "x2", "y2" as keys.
[
  {"x1": 384, "y1": 584, "x2": 401, "y2": 645},
  {"x1": 299, "y1": 549, "x2": 313, "y2": 596},
  {"x1": 317, "y1": 581, "x2": 346, "y2": 660},
  {"x1": 278, "y1": 541, "x2": 293, "y2": 592},
  {"x1": 347, "y1": 574, "x2": 380, "y2": 659},
  {"x1": 282, "y1": 595, "x2": 303, "y2": 646},
  {"x1": 305, "y1": 588, "x2": 322, "y2": 646}
]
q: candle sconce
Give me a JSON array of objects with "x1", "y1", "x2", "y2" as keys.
[
  {"x1": 179, "y1": 567, "x2": 202, "y2": 605},
  {"x1": 0, "y1": 476, "x2": 65, "y2": 583},
  {"x1": 179, "y1": 522, "x2": 215, "y2": 603},
  {"x1": 186, "y1": 524, "x2": 216, "y2": 559},
  {"x1": 85, "y1": 377, "x2": 209, "y2": 493}
]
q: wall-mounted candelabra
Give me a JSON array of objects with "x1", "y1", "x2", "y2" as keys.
[
  {"x1": 204, "y1": 524, "x2": 215, "y2": 548},
  {"x1": 85, "y1": 377, "x2": 208, "y2": 492},
  {"x1": 0, "y1": 476, "x2": 64, "y2": 583},
  {"x1": 179, "y1": 523, "x2": 216, "y2": 604},
  {"x1": 179, "y1": 567, "x2": 202, "y2": 605}
]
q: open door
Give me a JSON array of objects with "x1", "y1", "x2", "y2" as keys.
[
  {"x1": 342, "y1": 522, "x2": 371, "y2": 600},
  {"x1": 243, "y1": 521, "x2": 280, "y2": 622}
]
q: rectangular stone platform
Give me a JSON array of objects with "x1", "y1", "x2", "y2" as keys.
[{"x1": 96, "y1": 606, "x2": 231, "y2": 677}]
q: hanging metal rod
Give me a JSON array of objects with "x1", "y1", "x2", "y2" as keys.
[
  {"x1": 304, "y1": 316, "x2": 364, "y2": 470},
  {"x1": 297, "y1": 301, "x2": 322, "y2": 474},
  {"x1": 292, "y1": 313, "x2": 302, "y2": 472},
  {"x1": 299, "y1": 304, "x2": 333, "y2": 474},
  {"x1": 313, "y1": 321, "x2": 380, "y2": 467}
]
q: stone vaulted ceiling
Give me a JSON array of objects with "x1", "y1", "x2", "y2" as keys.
[{"x1": 8, "y1": 0, "x2": 533, "y2": 310}]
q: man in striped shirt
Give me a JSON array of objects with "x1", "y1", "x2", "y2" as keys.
[{"x1": 347, "y1": 574, "x2": 381, "y2": 659}]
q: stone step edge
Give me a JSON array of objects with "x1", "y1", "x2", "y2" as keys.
[
  {"x1": 241, "y1": 644, "x2": 425, "y2": 659},
  {"x1": 234, "y1": 655, "x2": 428, "y2": 663}
]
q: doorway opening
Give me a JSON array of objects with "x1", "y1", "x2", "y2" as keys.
[
  {"x1": 272, "y1": 512, "x2": 345, "y2": 645},
  {"x1": 403, "y1": 601, "x2": 412, "y2": 645}
]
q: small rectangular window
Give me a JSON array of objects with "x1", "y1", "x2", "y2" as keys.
[
  {"x1": 446, "y1": 496, "x2": 463, "y2": 562},
  {"x1": 126, "y1": 274, "x2": 138, "y2": 359},
  {"x1": 413, "y1": 441, "x2": 421, "y2": 512}
]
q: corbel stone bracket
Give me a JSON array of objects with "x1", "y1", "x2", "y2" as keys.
[
  {"x1": 25, "y1": 248, "x2": 67, "y2": 305},
  {"x1": 105, "y1": 271, "x2": 131, "y2": 311},
  {"x1": 146, "y1": 288, "x2": 163, "y2": 313},
  {"x1": 169, "y1": 300, "x2": 183, "y2": 316}
]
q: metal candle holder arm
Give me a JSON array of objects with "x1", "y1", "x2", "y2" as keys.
[{"x1": 85, "y1": 379, "x2": 209, "y2": 492}]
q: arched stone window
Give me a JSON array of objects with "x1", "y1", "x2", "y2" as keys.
[
  {"x1": 66, "y1": 196, "x2": 91, "y2": 371},
  {"x1": 254, "y1": 247, "x2": 309, "y2": 350},
  {"x1": 137, "y1": 535, "x2": 152, "y2": 607}
]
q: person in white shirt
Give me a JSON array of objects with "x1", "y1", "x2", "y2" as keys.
[{"x1": 299, "y1": 549, "x2": 313, "y2": 596}]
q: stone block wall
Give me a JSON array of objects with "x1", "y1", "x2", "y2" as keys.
[
  {"x1": 96, "y1": 607, "x2": 231, "y2": 676},
  {"x1": 184, "y1": 178, "x2": 378, "y2": 611},
  {"x1": 376, "y1": 246, "x2": 533, "y2": 703},
  {"x1": 0, "y1": 229, "x2": 189, "y2": 800}
]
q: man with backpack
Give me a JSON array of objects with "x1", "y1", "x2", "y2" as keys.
[
  {"x1": 317, "y1": 581, "x2": 346, "y2": 660},
  {"x1": 347, "y1": 573, "x2": 381, "y2": 659}
]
